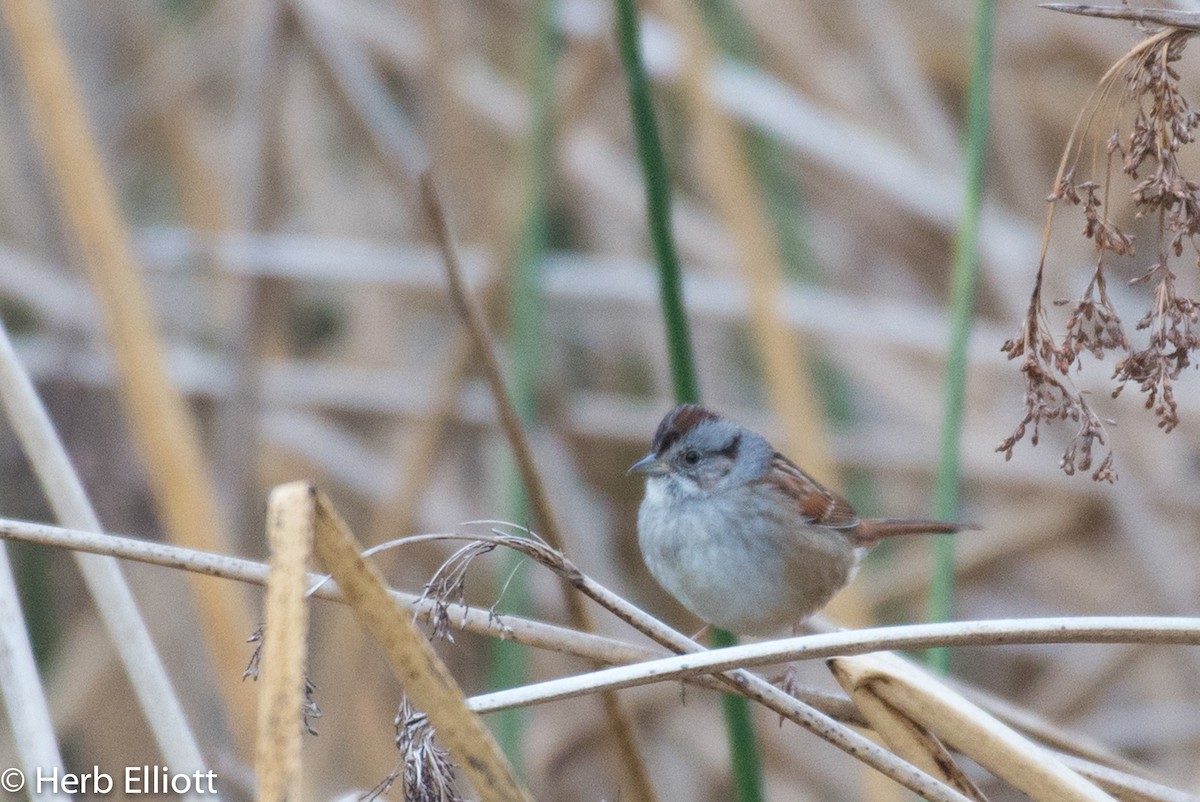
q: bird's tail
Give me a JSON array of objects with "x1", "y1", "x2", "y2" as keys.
[{"x1": 853, "y1": 518, "x2": 976, "y2": 546}]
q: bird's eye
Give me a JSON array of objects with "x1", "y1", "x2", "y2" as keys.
[{"x1": 683, "y1": 449, "x2": 701, "y2": 465}]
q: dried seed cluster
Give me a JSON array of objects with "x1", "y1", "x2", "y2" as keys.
[
  {"x1": 366, "y1": 699, "x2": 463, "y2": 802},
  {"x1": 241, "y1": 624, "x2": 322, "y2": 735},
  {"x1": 1001, "y1": 29, "x2": 1200, "y2": 480}
]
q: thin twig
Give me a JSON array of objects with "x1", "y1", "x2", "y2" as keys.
[
  {"x1": 0, "y1": 516, "x2": 656, "y2": 665},
  {"x1": 419, "y1": 170, "x2": 657, "y2": 797},
  {"x1": 419, "y1": 175, "x2": 568, "y2": 563},
  {"x1": 1039, "y1": 4, "x2": 1200, "y2": 31}
]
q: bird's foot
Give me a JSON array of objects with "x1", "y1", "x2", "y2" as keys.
[{"x1": 771, "y1": 663, "x2": 801, "y2": 698}]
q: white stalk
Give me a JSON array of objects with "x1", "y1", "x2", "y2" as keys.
[
  {"x1": 0, "y1": 323, "x2": 210, "y2": 800},
  {"x1": 465, "y1": 616, "x2": 1200, "y2": 714}
]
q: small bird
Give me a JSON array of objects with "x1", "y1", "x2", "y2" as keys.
[{"x1": 630, "y1": 404, "x2": 969, "y2": 635}]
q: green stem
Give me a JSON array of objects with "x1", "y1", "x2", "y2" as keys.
[
  {"x1": 709, "y1": 626, "x2": 765, "y2": 802},
  {"x1": 928, "y1": 0, "x2": 995, "y2": 672},
  {"x1": 614, "y1": 0, "x2": 700, "y2": 405},
  {"x1": 489, "y1": 0, "x2": 558, "y2": 769},
  {"x1": 614, "y1": 1, "x2": 762, "y2": 800}
]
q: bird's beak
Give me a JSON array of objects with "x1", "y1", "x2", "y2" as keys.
[{"x1": 628, "y1": 453, "x2": 669, "y2": 476}]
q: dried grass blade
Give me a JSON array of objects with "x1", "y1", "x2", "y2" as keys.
[
  {"x1": 307, "y1": 487, "x2": 531, "y2": 802},
  {"x1": 0, "y1": 0, "x2": 256, "y2": 743},
  {"x1": 828, "y1": 653, "x2": 1115, "y2": 802},
  {"x1": 256, "y1": 483, "x2": 316, "y2": 802}
]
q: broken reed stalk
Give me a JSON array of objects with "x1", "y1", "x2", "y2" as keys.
[
  {"x1": 0, "y1": 0, "x2": 256, "y2": 745},
  {"x1": 0, "y1": 308, "x2": 208, "y2": 775},
  {"x1": 612, "y1": 0, "x2": 762, "y2": 797},
  {"x1": 255, "y1": 484, "x2": 315, "y2": 802},
  {"x1": 420, "y1": 171, "x2": 657, "y2": 799},
  {"x1": 833, "y1": 659, "x2": 989, "y2": 802},
  {"x1": 303, "y1": 484, "x2": 532, "y2": 802},
  {"x1": 831, "y1": 652, "x2": 1114, "y2": 802},
  {"x1": 0, "y1": 513, "x2": 1185, "y2": 795},
  {"x1": 928, "y1": 0, "x2": 996, "y2": 672}
]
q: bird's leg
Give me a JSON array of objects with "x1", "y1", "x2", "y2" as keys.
[
  {"x1": 770, "y1": 623, "x2": 803, "y2": 699},
  {"x1": 690, "y1": 623, "x2": 713, "y2": 644}
]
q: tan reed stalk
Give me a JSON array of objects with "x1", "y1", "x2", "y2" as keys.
[{"x1": 255, "y1": 484, "x2": 316, "y2": 802}]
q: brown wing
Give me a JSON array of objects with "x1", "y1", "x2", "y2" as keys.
[{"x1": 763, "y1": 452, "x2": 860, "y2": 529}]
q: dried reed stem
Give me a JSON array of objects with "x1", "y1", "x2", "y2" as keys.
[
  {"x1": 832, "y1": 652, "x2": 1113, "y2": 801},
  {"x1": 0, "y1": 516, "x2": 651, "y2": 661},
  {"x1": 1041, "y1": 4, "x2": 1200, "y2": 30}
]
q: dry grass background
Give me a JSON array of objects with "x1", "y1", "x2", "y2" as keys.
[{"x1": 0, "y1": 0, "x2": 1198, "y2": 800}]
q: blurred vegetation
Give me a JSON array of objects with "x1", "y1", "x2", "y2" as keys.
[{"x1": 0, "y1": 2, "x2": 1198, "y2": 800}]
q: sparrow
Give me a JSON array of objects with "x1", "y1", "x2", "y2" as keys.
[{"x1": 630, "y1": 404, "x2": 968, "y2": 635}]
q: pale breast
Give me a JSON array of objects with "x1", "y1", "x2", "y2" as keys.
[{"x1": 637, "y1": 483, "x2": 861, "y2": 635}]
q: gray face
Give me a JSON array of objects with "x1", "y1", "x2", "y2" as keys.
[
  {"x1": 630, "y1": 405, "x2": 775, "y2": 497},
  {"x1": 659, "y1": 419, "x2": 745, "y2": 493}
]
